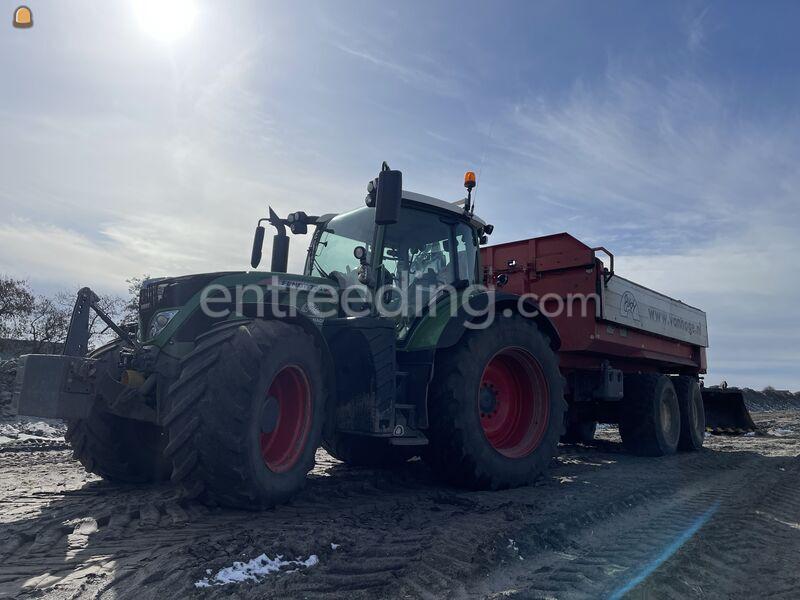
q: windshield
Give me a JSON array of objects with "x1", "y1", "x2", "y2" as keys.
[
  {"x1": 308, "y1": 206, "x2": 374, "y2": 281},
  {"x1": 307, "y1": 204, "x2": 479, "y2": 291}
]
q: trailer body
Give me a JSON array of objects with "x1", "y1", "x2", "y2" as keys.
[
  {"x1": 481, "y1": 232, "x2": 707, "y2": 376},
  {"x1": 481, "y1": 233, "x2": 750, "y2": 432}
]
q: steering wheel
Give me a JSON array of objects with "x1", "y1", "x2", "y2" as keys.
[{"x1": 327, "y1": 265, "x2": 359, "y2": 288}]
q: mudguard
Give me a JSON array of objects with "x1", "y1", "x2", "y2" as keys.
[{"x1": 436, "y1": 291, "x2": 561, "y2": 351}]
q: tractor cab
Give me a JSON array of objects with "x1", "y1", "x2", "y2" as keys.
[
  {"x1": 304, "y1": 191, "x2": 487, "y2": 336},
  {"x1": 307, "y1": 192, "x2": 485, "y2": 286},
  {"x1": 250, "y1": 164, "x2": 490, "y2": 333}
]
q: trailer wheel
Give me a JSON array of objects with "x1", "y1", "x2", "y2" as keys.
[
  {"x1": 561, "y1": 419, "x2": 597, "y2": 444},
  {"x1": 66, "y1": 409, "x2": 171, "y2": 483},
  {"x1": 619, "y1": 373, "x2": 680, "y2": 456},
  {"x1": 323, "y1": 433, "x2": 418, "y2": 468},
  {"x1": 164, "y1": 320, "x2": 326, "y2": 510},
  {"x1": 426, "y1": 315, "x2": 566, "y2": 489},
  {"x1": 673, "y1": 376, "x2": 705, "y2": 451}
]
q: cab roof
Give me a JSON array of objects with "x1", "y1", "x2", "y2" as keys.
[{"x1": 402, "y1": 190, "x2": 487, "y2": 229}]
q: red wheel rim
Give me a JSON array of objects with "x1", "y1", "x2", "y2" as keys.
[
  {"x1": 478, "y1": 347, "x2": 550, "y2": 458},
  {"x1": 259, "y1": 365, "x2": 312, "y2": 473}
]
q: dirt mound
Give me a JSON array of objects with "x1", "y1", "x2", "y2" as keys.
[
  {"x1": 703, "y1": 384, "x2": 800, "y2": 412},
  {"x1": 0, "y1": 360, "x2": 18, "y2": 419},
  {"x1": 740, "y1": 387, "x2": 800, "y2": 412}
]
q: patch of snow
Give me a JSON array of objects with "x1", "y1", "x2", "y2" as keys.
[
  {"x1": 330, "y1": 543, "x2": 340, "y2": 550},
  {"x1": 195, "y1": 553, "x2": 319, "y2": 587},
  {"x1": 744, "y1": 432, "x2": 757, "y2": 437},
  {"x1": 769, "y1": 428, "x2": 793, "y2": 437},
  {"x1": 506, "y1": 539, "x2": 523, "y2": 560},
  {"x1": 0, "y1": 417, "x2": 66, "y2": 444}
]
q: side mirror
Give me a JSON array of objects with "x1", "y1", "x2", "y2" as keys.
[
  {"x1": 375, "y1": 166, "x2": 402, "y2": 225},
  {"x1": 251, "y1": 225, "x2": 265, "y2": 268}
]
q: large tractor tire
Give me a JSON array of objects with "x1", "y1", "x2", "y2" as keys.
[
  {"x1": 323, "y1": 433, "x2": 418, "y2": 468},
  {"x1": 561, "y1": 419, "x2": 597, "y2": 444},
  {"x1": 66, "y1": 341, "x2": 171, "y2": 483},
  {"x1": 426, "y1": 315, "x2": 566, "y2": 490},
  {"x1": 619, "y1": 373, "x2": 680, "y2": 456},
  {"x1": 66, "y1": 409, "x2": 171, "y2": 483},
  {"x1": 673, "y1": 376, "x2": 705, "y2": 451},
  {"x1": 164, "y1": 320, "x2": 327, "y2": 510}
]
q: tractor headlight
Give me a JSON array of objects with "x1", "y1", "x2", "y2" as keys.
[{"x1": 147, "y1": 310, "x2": 179, "y2": 339}]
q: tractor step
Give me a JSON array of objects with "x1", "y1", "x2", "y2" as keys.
[{"x1": 389, "y1": 435, "x2": 428, "y2": 446}]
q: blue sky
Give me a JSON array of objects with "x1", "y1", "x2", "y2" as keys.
[{"x1": 1, "y1": 1, "x2": 798, "y2": 388}]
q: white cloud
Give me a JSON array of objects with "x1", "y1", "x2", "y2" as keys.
[
  {"x1": 619, "y1": 222, "x2": 800, "y2": 389},
  {"x1": 332, "y1": 42, "x2": 466, "y2": 99},
  {"x1": 0, "y1": 219, "x2": 142, "y2": 294},
  {"x1": 686, "y1": 7, "x2": 710, "y2": 53}
]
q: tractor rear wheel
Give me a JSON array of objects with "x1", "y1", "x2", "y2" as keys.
[
  {"x1": 323, "y1": 433, "x2": 418, "y2": 468},
  {"x1": 164, "y1": 320, "x2": 327, "y2": 510},
  {"x1": 673, "y1": 376, "x2": 705, "y2": 451},
  {"x1": 426, "y1": 315, "x2": 566, "y2": 490},
  {"x1": 619, "y1": 373, "x2": 680, "y2": 456}
]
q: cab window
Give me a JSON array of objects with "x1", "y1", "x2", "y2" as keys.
[{"x1": 382, "y1": 208, "x2": 455, "y2": 291}]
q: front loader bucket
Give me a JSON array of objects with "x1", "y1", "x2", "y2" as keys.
[{"x1": 702, "y1": 388, "x2": 757, "y2": 434}]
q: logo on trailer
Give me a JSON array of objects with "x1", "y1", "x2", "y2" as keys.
[{"x1": 620, "y1": 291, "x2": 641, "y2": 323}]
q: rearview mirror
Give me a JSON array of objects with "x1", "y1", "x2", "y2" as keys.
[
  {"x1": 375, "y1": 166, "x2": 402, "y2": 225},
  {"x1": 251, "y1": 225, "x2": 265, "y2": 268}
]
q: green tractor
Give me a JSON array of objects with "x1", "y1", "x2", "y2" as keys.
[{"x1": 13, "y1": 164, "x2": 565, "y2": 509}]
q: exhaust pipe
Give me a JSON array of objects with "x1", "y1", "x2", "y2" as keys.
[{"x1": 268, "y1": 207, "x2": 289, "y2": 273}]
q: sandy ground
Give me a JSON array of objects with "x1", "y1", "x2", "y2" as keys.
[{"x1": 0, "y1": 411, "x2": 798, "y2": 599}]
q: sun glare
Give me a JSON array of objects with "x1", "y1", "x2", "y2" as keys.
[{"x1": 134, "y1": 0, "x2": 198, "y2": 43}]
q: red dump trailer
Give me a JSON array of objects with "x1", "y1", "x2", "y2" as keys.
[{"x1": 481, "y1": 233, "x2": 754, "y2": 451}]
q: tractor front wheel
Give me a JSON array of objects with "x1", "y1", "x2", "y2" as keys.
[
  {"x1": 164, "y1": 320, "x2": 327, "y2": 510},
  {"x1": 66, "y1": 409, "x2": 171, "y2": 483},
  {"x1": 66, "y1": 341, "x2": 171, "y2": 483}
]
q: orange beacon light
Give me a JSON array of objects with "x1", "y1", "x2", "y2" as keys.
[{"x1": 13, "y1": 6, "x2": 33, "y2": 28}]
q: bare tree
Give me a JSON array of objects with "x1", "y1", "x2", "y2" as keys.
[
  {"x1": 124, "y1": 274, "x2": 149, "y2": 324},
  {"x1": 5, "y1": 288, "x2": 127, "y2": 355},
  {"x1": 23, "y1": 296, "x2": 71, "y2": 354},
  {"x1": 0, "y1": 276, "x2": 34, "y2": 338}
]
